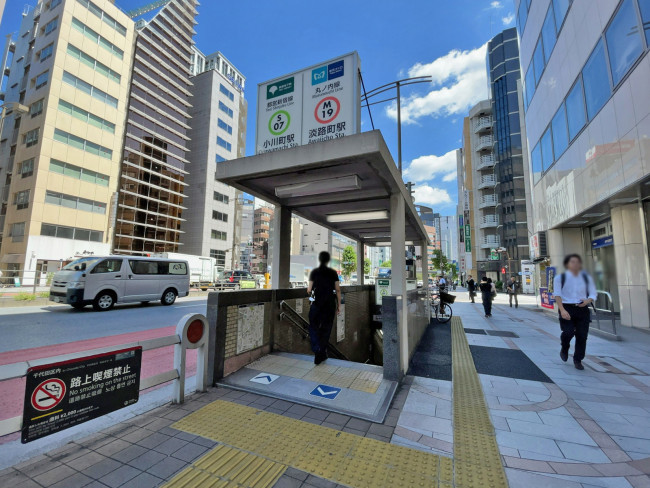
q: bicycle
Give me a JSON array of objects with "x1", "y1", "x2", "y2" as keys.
[{"x1": 431, "y1": 289, "x2": 455, "y2": 322}]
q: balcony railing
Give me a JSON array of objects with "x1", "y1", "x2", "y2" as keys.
[
  {"x1": 479, "y1": 215, "x2": 499, "y2": 228},
  {"x1": 472, "y1": 116, "x2": 493, "y2": 133},
  {"x1": 478, "y1": 195, "x2": 498, "y2": 208},
  {"x1": 478, "y1": 174, "x2": 497, "y2": 189},
  {"x1": 480, "y1": 236, "x2": 501, "y2": 249},
  {"x1": 476, "y1": 154, "x2": 496, "y2": 170},
  {"x1": 473, "y1": 135, "x2": 494, "y2": 152}
]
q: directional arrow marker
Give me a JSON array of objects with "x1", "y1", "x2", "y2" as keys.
[
  {"x1": 249, "y1": 372, "x2": 279, "y2": 385},
  {"x1": 310, "y1": 384, "x2": 341, "y2": 399}
]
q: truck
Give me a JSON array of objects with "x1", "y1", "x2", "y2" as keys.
[
  {"x1": 153, "y1": 253, "x2": 219, "y2": 288},
  {"x1": 267, "y1": 262, "x2": 308, "y2": 288}
]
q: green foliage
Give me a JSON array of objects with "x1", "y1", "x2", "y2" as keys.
[
  {"x1": 341, "y1": 245, "x2": 357, "y2": 278},
  {"x1": 14, "y1": 292, "x2": 36, "y2": 301},
  {"x1": 364, "y1": 258, "x2": 371, "y2": 275},
  {"x1": 495, "y1": 280, "x2": 504, "y2": 291},
  {"x1": 380, "y1": 260, "x2": 391, "y2": 268},
  {"x1": 46, "y1": 272, "x2": 54, "y2": 286},
  {"x1": 38, "y1": 291, "x2": 50, "y2": 298},
  {"x1": 431, "y1": 249, "x2": 448, "y2": 274}
]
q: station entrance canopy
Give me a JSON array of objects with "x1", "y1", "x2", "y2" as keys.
[{"x1": 215, "y1": 130, "x2": 429, "y2": 248}]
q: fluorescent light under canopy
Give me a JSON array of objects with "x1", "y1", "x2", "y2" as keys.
[
  {"x1": 326, "y1": 210, "x2": 389, "y2": 223},
  {"x1": 275, "y1": 175, "x2": 360, "y2": 198}
]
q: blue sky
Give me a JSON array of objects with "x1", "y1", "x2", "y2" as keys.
[{"x1": 0, "y1": 0, "x2": 515, "y2": 213}]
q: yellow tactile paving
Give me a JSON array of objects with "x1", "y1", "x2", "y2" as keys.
[
  {"x1": 451, "y1": 316, "x2": 508, "y2": 488},
  {"x1": 163, "y1": 444, "x2": 286, "y2": 488},
  {"x1": 172, "y1": 400, "x2": 452, "y2": 487},
  {"x1": 248, "y1": 354, "x2": 382, "y2": 394}
]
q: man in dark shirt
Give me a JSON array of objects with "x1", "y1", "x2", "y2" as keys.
[
  {"x1": 307, "y1": 251, "x2": 341, "y2": 365},
  {"x1": 466, "y1": 275, "x2": 476, "y2": 303}
]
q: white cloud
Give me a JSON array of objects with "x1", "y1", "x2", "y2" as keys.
[
  {"x1": 386, "y1": 43, "x2": 488, "y2": 124},
  {"x1": 502, "y1": 12, "x2": 515, "y2": 25},
  {"x1": 413, "y1": 185, "x2": 452, "y2": 206},
  {"x1": 403, "y1": 149, "x2": 457, "y2": 183},
  {"x1": 490, "y1": 1, "x2": 503, "y2": 8}
]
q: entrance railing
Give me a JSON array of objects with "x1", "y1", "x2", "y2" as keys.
[{"x1": 591, "y1": 290, "x2": 618, "y2": 338}]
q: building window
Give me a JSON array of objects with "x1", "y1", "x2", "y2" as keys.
[
  {"x1": 58, "y1": 100, "x2": 115, "y2": 133},
  {"x1": 34, "y1": 70, "x2": 49, "y2": 89},
  {"x1": 210, "y1": 249, "x2": 226, "y2": 267},
  {"x1": 49, "y1": 0, "x2": 63, "y2": 9},
  {"x1": 62, "y1": 71, "x2": 119, "y2": 108},
  {"x1": 517, "y1": 0, "x2": 528, "y2": 33},
  {"x1": 213, "y1": 191, "x2": 229, "y2": 204},
  {"x1": 41, "y1": 223, "x2": 103, "y2": 242},
  {"x1": 551, "y1": 103, "x2": 569, "y2": 159},
  {"x1": 43, "y1": 17, "x2": 58, "y2": 35},
  {"x1": 67, "y1": 44, "x2": 121, "y2": 83},
  {"x1": 565, "y1": 77, "x2": 586, "y2": 140},
  {"x1": 212, "y1": 210, "x2": 228, "y2": 222},
  {"x1": 217, "y1": 136, "x2": 232, "y2": 152},
  {"x1": 532, "y1": 40, "x2": 545, "y2": 86},
  {"x1": 541, "y1": 4, "x2": 557, "y2": 62},
  {"x1": 45, "y1": 190, "x2": 106, "y2": 214},
  {"x1": 71, "y1": 17, "x2": 124, "y2": 60},
  {"x1": 216, "y1": 154, "x2": 227, "y2": 163},
  {"x1": 531, "y1": 142, "x2": 542, "y2": 185},
  {"x1": 605, "y1": 0, "x2": 644, "y2": 86},
  {"x1": 14, "y1": 190, "x2": 30, "y2": 210},
  {"x1": 76, "y1": 0, "x2": 127, "y2": 36},
  {"x1": 218, "y1": 101, "x2": 233, "y2": 118},
  {"x1": 24, "y1": 128, "x2": 39, "y2": 147},
  {"x1": 211, "y1": 230, "x2": 227, "y2": 240},
  {"x1": 19, "y1": 158, "x2": 34, "y2": 177},
  {"x1": 218, "y1": 118, "x2": 233, "y2": 135},
  {"x1": 582, "y1": 40, "x2": 611, "y2": 120},
  {"x1": 553, "y1": 0, "x2": 570, "y2": 31},
  {"x1": 220, "y1": 84, "x2": 235, "y2": 101},
  {"x1": 53, "y1": 129, "x2": 113, "y2": 159},
  {"x1": 640, "y1": 0, "x2": 650, "y2": 44},
  {"x1": 30, "y1": 99, "x2": 44, "y2": 117},
  {"x1": 540, "y1": 127, "x2": 554, "y2": 173},
  {"x1": 39, "y1": 43, "x2": 54, "y2": 61},
  {"x1": 524, "y1": 64, "x2": 535, "y2": 108},
  {"x1": 10, "y1": 222, "x2": 25, "y2": 242},
  {"x1": 49, "y1": 158, "x2": 109, "y2": 186}
]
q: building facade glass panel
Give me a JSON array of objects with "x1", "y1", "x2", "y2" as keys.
[
  {"x1": 582, "y1": 40, "x2": 611, "y2": 120},
  {"x1": 605, "y1": 0, "x2": 644, "y2": 85}
]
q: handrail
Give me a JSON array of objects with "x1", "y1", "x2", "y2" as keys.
[
  {"x1": 279, "y1": 300, "x2": 348, "y2": 360},
  {"x1": 0, "y1": 314, "x2": 209, "y2": 437},
  {"x1": 591, "y1": 290, "x2": 618, "y2": 336}
]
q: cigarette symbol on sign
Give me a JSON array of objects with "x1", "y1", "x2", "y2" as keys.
[{"x1": 31, "y1": 378, "x2": 66, "y2": 411}]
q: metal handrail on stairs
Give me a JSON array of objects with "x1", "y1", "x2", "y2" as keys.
[{"x1": 279, "y1": 300, "x2": 348, "y2": 360}]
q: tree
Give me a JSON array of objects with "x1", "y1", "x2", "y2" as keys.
[
  {"x1": 431, "y1": 249, "x2": 448, "y2": 274},
  {"x1": 380, "y1": 260, "x2": 391, "y2": 268},
  {"x1": 341, "y1": 245, "x2": 357, "y2": 278},
  {"x1": 364, "y1": 258, "x2": 371, "y2": 275}
]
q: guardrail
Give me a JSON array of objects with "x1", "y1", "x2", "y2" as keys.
[
  {"x1": 591, "y1": 290, "x2": 618, "y2": 338},
  {"x1": 0, "y1": 314, "x2": 209, "y2": 437}
]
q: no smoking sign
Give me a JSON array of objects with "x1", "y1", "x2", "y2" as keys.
[
  {"x1": 31, "y1": 378, "x2": 66, "y2": 411},
  {"x1": 314, "y1": 96, "x2": 341, "y2": 124}
]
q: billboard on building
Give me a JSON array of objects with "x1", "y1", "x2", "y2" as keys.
[{"x1": 256, "y1": 53, "x2": 361, "y2": 155}]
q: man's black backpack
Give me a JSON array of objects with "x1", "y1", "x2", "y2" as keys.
[{"x1": 560, "y1": 271, "x2": 590, "y2": 298}]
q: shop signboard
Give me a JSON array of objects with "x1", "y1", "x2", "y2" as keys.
[
  {"x1": 256, "y1": 53, "x2": 361, "y2": 154},
  {"x1": 540, "y1": 287, "x2": 555, "y2": 309}
]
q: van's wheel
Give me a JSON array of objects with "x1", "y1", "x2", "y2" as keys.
[
  {"x1": 93, "y1": 291, "x2": 115, "y2": 311},
  {"x1": 161, "y1": 288, "x2": 177, "y2": 306}
]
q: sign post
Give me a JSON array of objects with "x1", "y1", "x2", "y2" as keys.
[{"x1": 22, "y1": 347, "x2": 142, "y2": 443}]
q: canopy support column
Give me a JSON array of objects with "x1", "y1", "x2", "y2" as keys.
[
  {"x1": 357, "y1": 241, "x2": 364, "y2": 285},
  {"x1": 390, "y1": 192, "x2": 408, "y2": 373},
  {"x1": 271, "y1": 205, "x2": 291, "y2": 289}
]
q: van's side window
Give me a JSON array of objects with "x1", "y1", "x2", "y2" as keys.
[
  {"x1": 168, "y1": 262, "x2": 187, "y2": 275},
  {"x1": 129, "y1": 260, "x2": 159, "y2": 275},
  {"x1": 128, "y1": 260, "x2": 187, "y2": 275},
  {"x1": 91, "y1": 259, "x2": 122, "y2": 274}
]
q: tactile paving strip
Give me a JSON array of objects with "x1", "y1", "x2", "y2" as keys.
[
  {"x1": 163, "y1": 444, "x2": 286, "y2": 488},
  {"x1": 248, "y1": 354, "x2": 382, "y2": 393},
  {"x1": 172, "y1": 400, "x2": 452, "y2": 487},
  {"x1": 451, "y1": 316, "x2": 508, "y2": 488}
]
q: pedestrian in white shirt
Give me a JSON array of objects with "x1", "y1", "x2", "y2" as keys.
[{"x1": 552, "y1": 254, "x2": 597, "y2": 370}]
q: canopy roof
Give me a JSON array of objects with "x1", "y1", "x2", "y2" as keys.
[{"x1": 216, "y1": 130, "x2": 429, "y2": 246}]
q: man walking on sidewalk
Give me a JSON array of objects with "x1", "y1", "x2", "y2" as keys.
[
  {"x1": 466, "y1": 275, "x2": 476, "y2": 303},
  {"x1": 553, "y1": 254, "x2": 597, "y2": 370},
  {"x1": 506, "y1": 276, "x2": 519, "y2": 308}
]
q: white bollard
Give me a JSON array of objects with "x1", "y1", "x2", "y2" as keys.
[{"x1": 174, "y1": 313, "x2": 209, "y2": 404}]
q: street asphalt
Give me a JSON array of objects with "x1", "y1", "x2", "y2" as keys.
[{"x1": 0, "y1": 296, "x2": 208, "y2": 352}]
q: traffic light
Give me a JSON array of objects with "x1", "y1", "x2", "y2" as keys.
[{"x1": 501, "y1": 267, "x2": 506, "y2": 274}]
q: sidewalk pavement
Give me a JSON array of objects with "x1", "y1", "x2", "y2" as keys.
[{"x1": 1, "y1": 292, "x2": 649, "y2": 487}]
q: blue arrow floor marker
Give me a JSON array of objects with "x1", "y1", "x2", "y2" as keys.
[
  {"x1": 310, "y1": 384, "x2": 341, "y2": 399},
  {"x1": 249, "y1": 372, "x2": 279, "y2": 385}
]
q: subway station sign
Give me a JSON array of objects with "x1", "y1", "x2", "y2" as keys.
[
  {"x1": 256, "y1": 52, "x2": 361, "y2": 154},
  {"x1": 22, "y1": 347, "x2": 142, "y2": 443}
]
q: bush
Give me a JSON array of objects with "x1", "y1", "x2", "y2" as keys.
[
  {"x1": 14, "y1": 292, "x2": 36, "y2": 301},
  {"x1": 46, "y1": 272, "x2": 54, "y2": 286},
  {"x1": 38, "y1": 291, "x2": 50, "y2": 298},
  {"x1": 495, "y1": 280, "x2": 504, "y2": 292}
]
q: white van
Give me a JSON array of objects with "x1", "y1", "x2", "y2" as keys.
[{"x1": 49, "y1": 256, "x2": 190, "y2": 311}]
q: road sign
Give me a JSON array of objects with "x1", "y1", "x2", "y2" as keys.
[
  {"x1": 22, "y1": 347, "x2": 142, "y2": 444},
  {"x1": 249, "y1": 373, "x2": 279, "y2": 385},
  {"x1": 31, "y1": 379, "x2": 66, "y2": 411},
  {"x1": 256, "y1": 52, "x2": 360, "y2": 154},
  {"x1": 310, "y1": 384, "x2": 341, "y2": 399}
]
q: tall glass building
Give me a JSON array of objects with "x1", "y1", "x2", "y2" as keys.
[{"x1": 518, "y1": 0, "x2": 650, "y2": 328}]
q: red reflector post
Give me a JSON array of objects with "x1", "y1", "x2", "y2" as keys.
[{"x1": 187, "y1": 319, "x2": 204, "y2": 344}]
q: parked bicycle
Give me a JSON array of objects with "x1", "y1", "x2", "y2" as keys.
[{"x1": 432, "y1": 290, "x2": 455, "y2": 323}]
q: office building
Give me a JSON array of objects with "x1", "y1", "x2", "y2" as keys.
[
  {"x1": 439, "y1": 215, "x2": 459, "y2": 265},
  {"x1": 518, "y1": 0, "x2": 650, "y2": 327},
  {"x1": 457, "y1": 144, "x2": 474, "y2": 281},
  {"x1": 179, "y1": 46, "x2": 246, "y2": 270},
  {"x1": 251, "y1": 205, "x2": 272, "y2": 272},
  {"x1": 0, "y1": 0, "x2": 135, "y2": 282},
  {"x1": 112, "y1": 0, "x2": 198, "y2": 255}
]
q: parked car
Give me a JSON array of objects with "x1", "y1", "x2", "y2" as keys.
[{"x1": 218, "y1": 270, "x2": 257, "y2": 289}]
